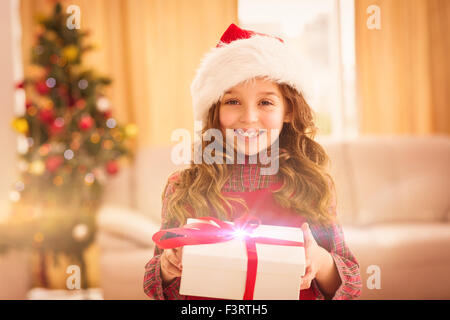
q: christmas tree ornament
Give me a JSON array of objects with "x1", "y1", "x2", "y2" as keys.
[
  {"x1": 84, "y1": 173, "x2": 95, "y2": 185},
  {"x1": 49, "y1": 118, "x2": 65, "y2": 135},
  {"x1": 63, "y1": 149, "x2": 74, "y2": 160},
  {"x1": 29, "y1": 160, "x2": 45, "y2": 176},
  {"x1": 15, "y1": 81, "x2": 25, "y2": 89},
  {"x1": 106, "y1": 118, "x2": 116, "y2": 128},
  {"x1": 45, "y1": 155, "x2": 64, "y2": 173},
  {"x1": 35, "y1": 80, "x2": 51, "y2": 95},
  {"x1": 53, "y1": 175, "x2": 64, "y2": 186},
  {"x1": 11, "y1": 118, "x2": 29, "y2": 134},
  {"x1": 78, "y1": 115, "x2": 95, "y2": 131},
  {"x1": 96, "y1": 97, "x2": 111, "y2": 112},
  {"x1": 90, "y1": 132, "x2": 100, "y2": 144},
  {"x1": 105, "y1": 160, "x2": 119, "y2": 175},
  {"x1": 38, "y1": 108, "x2": 54, "y2": 124},
  {"x1": 62, "y1": 45, "x2": 79, "y2": 62},
  {"x1": 45, "y1": 77, "x2": 56, "y2": 88},
  {"x1": 38, "y1": 144, "x2": 51, "y2": 156},
  {"x1": 72, "y1": 224, "x2": 89, "y2": 242},
  {"x1": 75, "y1": 98, "x2": 86, "y2": 110},
  {"x1": 124, "y1": 123, "x2": 138, "y2": 138},
  {"x1": 27, "y1": 106, "x2": 38, "y2": 116},
  {"x1": 78, "y1": 79, "x2": 89, "y2": 90},
  {"x1": 17, "y1": 136, "x2": 29, "y2": 155}
]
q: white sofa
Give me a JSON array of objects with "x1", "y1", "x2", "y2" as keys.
[{"x1": 97, "y1": 135, "x2": 450, "y2": 300}]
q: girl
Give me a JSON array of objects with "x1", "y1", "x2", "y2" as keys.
[{"x1": 143, "y1": 23, "x2": 361, "y2": 300}]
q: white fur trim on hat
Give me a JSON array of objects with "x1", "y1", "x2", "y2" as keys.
[{"x1": 190, "y1": 34, "x2": 307, "y2": 125}]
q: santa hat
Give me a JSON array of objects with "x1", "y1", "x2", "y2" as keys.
[{"x1": 191, "y1": 23, "x2": 307, "y2": 126}]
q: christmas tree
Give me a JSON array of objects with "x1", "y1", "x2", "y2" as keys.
[{"x1": 1, "y1": 2, "x2": 136, "y2": 289}]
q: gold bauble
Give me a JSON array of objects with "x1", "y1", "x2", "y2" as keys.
[{"x1": 11, "y1": 118, "x2": 29, "y2": 134}]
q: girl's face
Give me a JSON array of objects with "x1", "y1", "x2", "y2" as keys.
[{"x1": 219, "y1": 77, "x2": 291, "y2": 156}]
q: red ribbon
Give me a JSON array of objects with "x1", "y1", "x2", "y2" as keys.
[{"x1": 152, "y1": 214, "x2": 304, "y2": 300}]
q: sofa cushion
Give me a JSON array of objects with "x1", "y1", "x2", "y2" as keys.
[
  {"x1": 344, "y1": 222, "x2": 450, "y2": 299},
  {"x1": 346, "y1": 136, "x2": 450, "y2": 225}
]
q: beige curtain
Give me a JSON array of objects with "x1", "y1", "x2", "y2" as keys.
[
  {"x1": 21, "y1": 0, "x2": 238, "y2": 148},
  {"x1": 355, "y1": 0, "x2": 450, "y2": 134}
]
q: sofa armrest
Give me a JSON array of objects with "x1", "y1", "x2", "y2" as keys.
[{"x1": 96, "y1": 205, "x2": 160, "y2": 249}]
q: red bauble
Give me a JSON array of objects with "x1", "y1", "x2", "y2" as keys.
[
  {"x1": 106, "y1": 160, "x2": 119, "y2": 175},
  {"x1": 25, "y1": 100, "x2": 33, "y2": 109},
  {"x1": 78, "y1": 115, "x2": 95, "y2": 131},
  {"x1": 15, "y1": 81, "x2": 25, "y2": 90},
  {"x1": 35, "y1": 81, "x2": 50, "y2": 95},
  {"x1": 49, "y1": 119, "x2": 65, "y2": 135},
  {"x1": 39, "y1": 109, "x2": 54, "y2": 124},
  {"x1": 45, "y1": 155, "x2": 64, "y2": 173},
  {"x1": 103, "y1": 110, "x2": 112, "y2": 118}
]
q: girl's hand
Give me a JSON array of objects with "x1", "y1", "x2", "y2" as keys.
[
  {"x1": 300, "y1": 222, "x2": 326, "y2": 290},
  {"x1": 160, "y1": 247, "x2": 183, "y2": 285}
]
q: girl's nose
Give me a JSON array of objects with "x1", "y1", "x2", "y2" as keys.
[{"x1": 240, "y1": 105, "x2": 259, "y2": 124}]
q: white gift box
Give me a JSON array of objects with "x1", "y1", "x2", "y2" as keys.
[{"x1": 179, "y1": 218, "x2": 306, "y2": 300}]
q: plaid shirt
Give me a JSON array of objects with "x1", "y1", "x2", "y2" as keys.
[{"x1": 143, "y1": 163, "x2": 362, "y2": 300}]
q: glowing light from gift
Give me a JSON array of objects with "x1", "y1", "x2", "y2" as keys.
[{"x1": 233, "y1": 228, "x2": 250, "y2": 240}]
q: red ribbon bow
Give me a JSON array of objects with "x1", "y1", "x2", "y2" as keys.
[{"x1": 152, "y1": 213, "x2": 304, "y2": 300}]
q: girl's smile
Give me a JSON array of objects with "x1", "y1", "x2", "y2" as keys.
[{"x1": 219, "y1": 77, "x2": 291, "y2": 156}]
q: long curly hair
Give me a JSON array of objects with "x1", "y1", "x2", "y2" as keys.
[{"x1": 164, "y1": 81, "x2": 337, "y2": 227}]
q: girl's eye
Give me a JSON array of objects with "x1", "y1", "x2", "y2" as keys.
[
  {"x1": 225, "y1": 99, "x2": 239, "y2": 105},
  {"x1": 260, "y1": 100, "x2": 273, "y2": 106}
]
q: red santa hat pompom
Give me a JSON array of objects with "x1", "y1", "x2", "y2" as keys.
[{"x1": 191, "y1": 23, "x2": 307, "y2": 126}]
